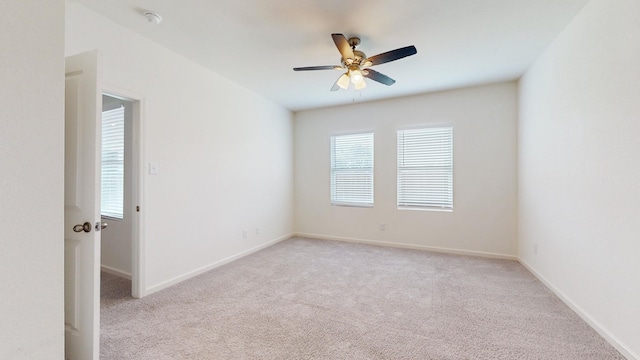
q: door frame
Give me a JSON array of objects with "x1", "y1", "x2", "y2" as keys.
[{"x1": 102, "y1": 84, "x2": 146, "y2": 298}]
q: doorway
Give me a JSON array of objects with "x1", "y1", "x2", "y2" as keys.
[
  {"x1": 100, "y1": 90, "x2": 144, "y2": 299},
  {"x1": 65, "y1": 51, "x2": 146, "y2": 359}
]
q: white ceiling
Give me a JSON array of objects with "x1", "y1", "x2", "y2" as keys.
[{"x1": 69, "y1": 0, "x2": 590, "y2": 111}]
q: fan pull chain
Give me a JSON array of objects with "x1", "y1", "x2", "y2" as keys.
[{"x1": 351, "y1": 90, "x2": 363, "y2": 104}]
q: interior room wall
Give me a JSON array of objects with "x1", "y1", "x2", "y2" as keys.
[
  {"x1": 0, "y1": 1, "x2": 65, "y2": 359},
  {"x1": 294, "y1": 82, "x2": 518, "y2": 258},
  {"x1": 66, "y1": 2, "x2": 294, "y2": 295},
  {"x1": 518, "y1": 0, "x2": 640, "y2": 357}
]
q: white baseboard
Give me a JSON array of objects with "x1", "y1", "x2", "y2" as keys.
[
  {"x1": 293, "y1": 232, "x2": 518, "y2": 261},
  {"x1": 519, "y1": 259, "x2": 638, "y2": 360},
  {"x1": 145, "y1": 233, "x2": 293, "y2": 296},
  {"x1": 101, "y1": 265, "x2": 132, "y2": 280}
]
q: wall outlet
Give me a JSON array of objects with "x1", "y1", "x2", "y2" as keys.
[
  {"x1": 242, "y1": 229, "x2": 247, "y2": 239},
  {"x1": 379, "y1": 223, "x2": 386, "y2": 231},
  {"x1": 255, "y1": 227, "x2": 261, "y2": 235},
  {"x1": 533, "y1": 244, "x2": 538, "y2": 255},
  {"x1": 149, "y1": 162, "x2": 159, "y2": 175}
]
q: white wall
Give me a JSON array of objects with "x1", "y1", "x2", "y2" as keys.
[
  {"x1": 66, "y1": 3, "x2": 294, "y2": 294},
  {"x1": 518, "y1": 0, "x2": 640, "y2": 358},
  {"x1": 0, "y1": 1, "x2": 65, "y2": 359},
  {"x1": 295, "y1": 82, "x2": 518, "y2": 258}
]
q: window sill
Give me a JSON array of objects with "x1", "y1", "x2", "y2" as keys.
[
  {"x1": 397, "y1": 207, "x2": 453, "y2": 212},
  {"x1": 331, "y1": 203, "x2": 374, "y2": 208},
  {"x1": 101, "y1": 215, "x2": 124, "y2": 221}
]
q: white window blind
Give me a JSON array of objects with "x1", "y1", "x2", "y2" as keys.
[
  {"x1": 101, "y1": 106, "x2": 125, "y2": 219},
  {"x1": 331, "y1": 132, "x2": 374, "y2": 207},
  {"x1": 397, "y1": 126, "x2": 453, "y2": 210}
]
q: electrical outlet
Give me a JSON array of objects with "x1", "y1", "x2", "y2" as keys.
[
  {"x1": 149, "y1": 162, "x2": 159, "y2": 175},
  {"x1": 379, "y1": 223, "x2": 386, "y2": 231},
  {"x1": 255, "y1": 227, "x2": 261, "y2": 235},
  {"x1": 242, "y1": 229, "x2": 247, "y2": 239}
]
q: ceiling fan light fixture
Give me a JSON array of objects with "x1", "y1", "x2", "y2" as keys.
[
  {"x1": 355, "y1": 79, "x2": 367, "y2": 90},
  {"x1": 337, "y1": 73, "x2": 350, "y2": 90},
  {"x1": 350, "y1": 69, "x2": 364, "y2": 84}
]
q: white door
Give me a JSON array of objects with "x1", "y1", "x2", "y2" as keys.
[{"x1": 64, "y1": 50, "x2": 102, "y2": 360}]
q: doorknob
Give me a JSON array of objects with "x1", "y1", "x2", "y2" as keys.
[
  {"x1": 96, "y1": 222, "x2": 108, "y2": 231},
  {"x1": 73, "y1": 222, "x2": 92, "y2": 233}
]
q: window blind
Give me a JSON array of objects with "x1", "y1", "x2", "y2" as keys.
[
  {"x1": 331, "y1": 132, "x2": 374, "y2": 206},
  {"x1": 101, "y1": 106, "x2": 125, "y2": 219},
  {"x1": 397, "y1": 127, "x2": 453, "y2": 210}
]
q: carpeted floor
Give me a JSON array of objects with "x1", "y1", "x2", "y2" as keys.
[{"x1": 100, "y1": 237, "x2": 625, "y2": 359}]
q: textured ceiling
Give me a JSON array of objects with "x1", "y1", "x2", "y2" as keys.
[{"x1": 68, "y1": 0, "x2": 590, "y2": 111}]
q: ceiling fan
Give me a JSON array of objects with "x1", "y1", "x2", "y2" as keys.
[{"x1": 293, "y1": 33, "x2": 417, "y2": 91}]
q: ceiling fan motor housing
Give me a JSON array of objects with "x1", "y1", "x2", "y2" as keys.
[{"x1": 342, "y1": 50, "x2": 368, "y2": 68}]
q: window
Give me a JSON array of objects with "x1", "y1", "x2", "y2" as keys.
[
  {"x1": 330, "y1": 132, "x2": 374, "y2": 207},
  {"x1": 397, "y1": 126, "x2": 453, "y2": 210},
  {"x1": 101, "y1": 106, "x2": 125, "y2": 219}
]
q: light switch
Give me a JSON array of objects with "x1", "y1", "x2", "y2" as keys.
[{"x1": 149, "y1": 162, "x2": 159, "y2": 175}]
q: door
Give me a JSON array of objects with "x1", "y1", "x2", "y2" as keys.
[{"x1": 64, "y1": 50, "x2": 102, "y2": 360}]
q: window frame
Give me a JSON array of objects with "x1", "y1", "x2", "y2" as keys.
[
  {"x1": 396, "y1": 125, "x2": 454, "y2": 212},
  {"x1": 101, "y1": 105, "x2": 126, "y2": 220},
  {"x1": 330, "y1": 131, "x2": 375, "y2": 208}
]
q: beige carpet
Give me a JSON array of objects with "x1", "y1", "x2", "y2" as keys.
[{"x1": 100, "y1": 237, "x2": 625, "y2": 359}]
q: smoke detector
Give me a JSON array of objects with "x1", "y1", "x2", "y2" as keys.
[{"x1": 144, "y1": 11, "x2": 162, "y2": 24}]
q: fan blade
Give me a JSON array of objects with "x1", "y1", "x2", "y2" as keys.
[
  {"x1": 293, "y1": 65, "x2": 340, "y2": 71},
  {"x1": 332, "y1": 33, "x2": 355, "y2": 60},
  {"x1": 366, "y1": 45, "x2": 417, "y2": 66},
  {"x1": 364, "y1": 69, "x2": 396, "y2": 86}
]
